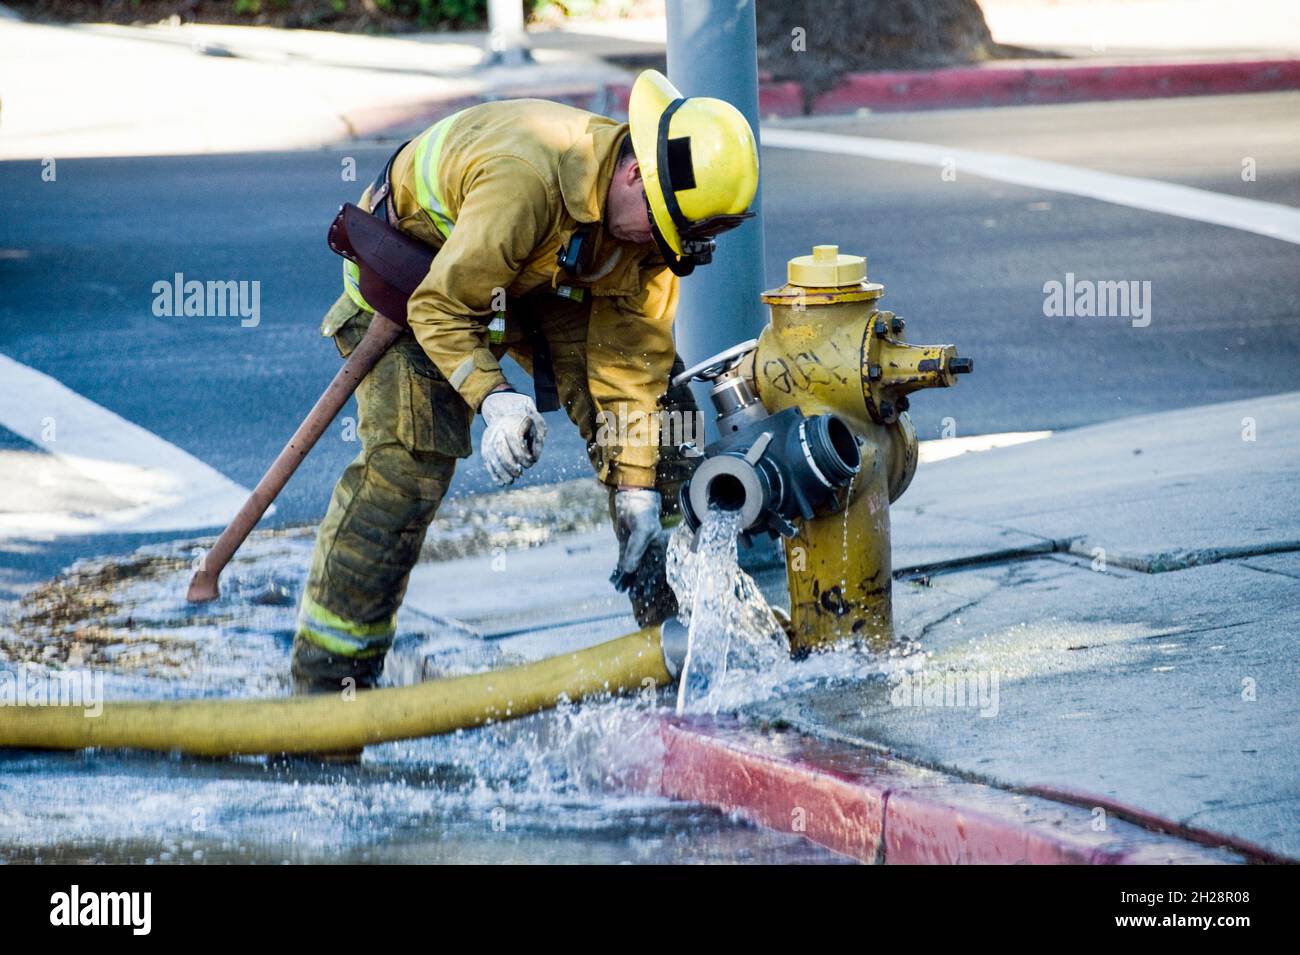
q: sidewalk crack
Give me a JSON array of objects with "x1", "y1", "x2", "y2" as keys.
[{"x1": 914, "y1": 593, "x2": 988, "y2": 642}]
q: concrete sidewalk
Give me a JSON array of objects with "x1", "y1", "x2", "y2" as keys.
[
  {"x1": 746, "y1": 391, "x2": 1300, "y2": 859},
  {"x1": 412, "y1": 391, "x2": 1296, "y2": 859},
  {"x1": 978, "y1": 0, "x2": 1300, "y2": 60},
  {"x1": 0, "y1": 18, "x2": 633, "y2": 159},
  {"x1": 393, "y1": 392, "x2": 1299, "y2": 859}
]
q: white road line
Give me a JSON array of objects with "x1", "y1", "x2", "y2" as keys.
[
  {"x1": 917, "y1": 431, "x2": 1052, "y2": 464},
  {"x1": 0, "y1": 352, "x2": 256, "y2": 540},
  {"x1": 761, "y1": 127, "x2": 1300, "y2": 245}
]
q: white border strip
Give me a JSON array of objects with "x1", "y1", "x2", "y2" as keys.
[
  {"x1": 762, "y1": 127, "x2": 1300, "y2": 245},
  {"x1": 0, "y1": 352, "x2": 254, "y2": 539}
]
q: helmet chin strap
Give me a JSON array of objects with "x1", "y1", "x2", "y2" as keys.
[
  {"x1": 644, "y1": 188, "x2": 696, "y2": 277},
  {"x1": 654, "y1": 226, "x2": 697, "y2": 277}
]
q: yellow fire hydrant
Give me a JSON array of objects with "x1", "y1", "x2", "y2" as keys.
[{"x1": 747, "y1": 245, "x2": 972, "y2": 653}]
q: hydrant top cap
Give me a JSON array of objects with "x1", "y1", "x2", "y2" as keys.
[{"x1": 788, "y1": 244, "x2": 867, "y2": 288}]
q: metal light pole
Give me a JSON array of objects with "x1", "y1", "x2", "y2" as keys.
[
  {"x1": 665, "y1": 0, "x2": 767, "y2": 375},
  {"x1": 665, "y1": 0, "x2": 778, "y2": 568}
]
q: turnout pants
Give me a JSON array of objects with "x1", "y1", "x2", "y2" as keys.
[{"x1": 291, "y1": 292, "x2": 701, "y2": 694}]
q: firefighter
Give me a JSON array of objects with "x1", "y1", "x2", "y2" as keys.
[{"x1": 292, "y1": 70, "x2": 759, "y2": 695}]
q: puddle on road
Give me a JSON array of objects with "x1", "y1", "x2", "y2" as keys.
[{"x1": 0, "y1": 507, "x2": 868, "y2": 864}]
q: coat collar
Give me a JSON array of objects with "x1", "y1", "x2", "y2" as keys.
[{"x1": 557, "y1": 121, "x2": 628, "y2": 224}]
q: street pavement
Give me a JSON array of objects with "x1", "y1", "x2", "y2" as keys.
[
  {"x1": 3, "y1": 2, "x2": 1297, "y2": 164},
  {"x1": 2, "y1": 91, "x2": 1296, "y2": 594}
]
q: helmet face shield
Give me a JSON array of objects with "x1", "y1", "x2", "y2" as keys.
[{"x1": 681, "y1": 211, "x2": 755, "y2": 241}]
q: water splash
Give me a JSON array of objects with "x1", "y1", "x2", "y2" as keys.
[
  {"x1": 664, "y1": 505, "x2": 921, "y2": 719},
  {"x1": 665, "y1": 508, "x2": 788, "y2": 715}
]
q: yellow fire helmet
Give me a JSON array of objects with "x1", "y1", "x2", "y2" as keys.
[{"x1": 628, "y1": 69, "x2": 759, "y2": 276}]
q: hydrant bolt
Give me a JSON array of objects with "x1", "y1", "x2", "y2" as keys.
[{"x1": 891, "y1": 316, "x2": 906, "y2": 334}]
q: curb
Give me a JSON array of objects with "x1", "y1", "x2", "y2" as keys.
[
  {"x1": 652, "y1": 716, "x2": 1261, "y2": 865},
  {"x1": 602, "y1": 80, "x2": 806, "y2": 119},
  {"x1": 808, "y1": 58, "x2": 1300, "y2": 115},
  {"x1": 1023, "y1": 783, "x2": 1294, "y2": 866},
  {"x1": 351, "y1": 56, "x2": 1300, "y2": 142}
]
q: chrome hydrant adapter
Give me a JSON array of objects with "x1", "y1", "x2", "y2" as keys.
[{"x1": 673, "y1": 343, "x2": 861, "y2": 544}]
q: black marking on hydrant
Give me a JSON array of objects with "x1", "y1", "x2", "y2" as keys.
[{"x1": 820, "y1": 586, "x2": 851, "y2": 616}]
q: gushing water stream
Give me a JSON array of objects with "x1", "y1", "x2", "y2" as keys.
[{"x1": 666, "y1": 507, "x2": 788, "y2": 715}]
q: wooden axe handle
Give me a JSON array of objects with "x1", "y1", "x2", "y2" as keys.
[{"x1": 186, "y1": 313, "x2": 406, "y2": 603}]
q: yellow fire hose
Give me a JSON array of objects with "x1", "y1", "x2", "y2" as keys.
[{"x1": 0, "y1": 624, "x2": 685, "y2": 758}]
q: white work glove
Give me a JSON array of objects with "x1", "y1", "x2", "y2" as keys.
[
  {"x1": 479, "y1": 389, "x2": 547, "y2": 486},
  {"x1": 610, "y1": 488, "x2": 662, "y2": 592}
]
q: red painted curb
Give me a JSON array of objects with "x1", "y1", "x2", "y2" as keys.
[
  {"x1": 810, "y1": 59, "x2": 1300, "y2": 114},
  {"x1": 348, "y1": 58, "x2": 1300, "y2": 141},
  {"x1": 653, "y1": 716, "x2": 1256, "y2": 865},
  {"x1": 1023, "y1": 783, "x2": 1294, "y2": 866},
  {"x1": 656, "y1": 717, "x2": 888, "y2": 861},
  {"x1": 759, "y1": 80, "x2": 805, "y2": 118}
]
